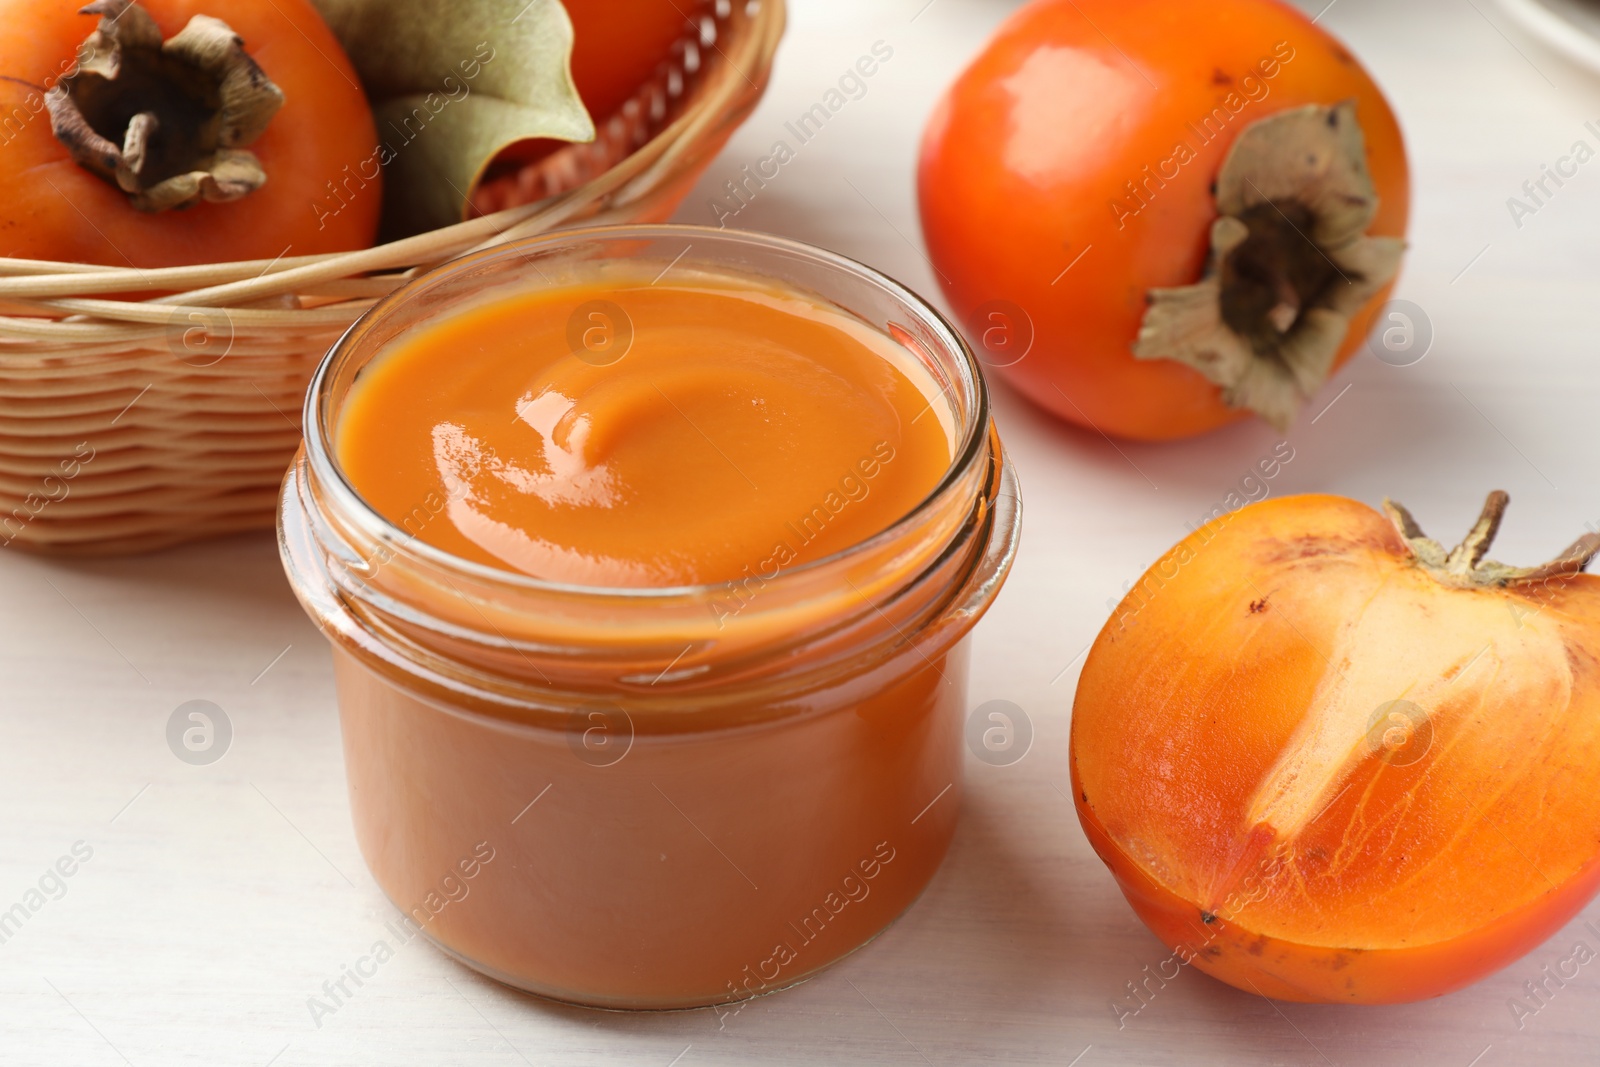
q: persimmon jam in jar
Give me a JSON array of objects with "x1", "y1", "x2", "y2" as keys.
[{"x1": 279, "y1": 225, "x2": 1020, "y2": 1010}]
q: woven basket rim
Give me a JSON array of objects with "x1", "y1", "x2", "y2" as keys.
[{"x1": 0, "y1": 0, "x2": 786, "y2": 319}]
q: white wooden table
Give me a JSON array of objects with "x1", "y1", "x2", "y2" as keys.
[{"x1": 5, "y1": 0, "x2": 1600, "y2": 1062}]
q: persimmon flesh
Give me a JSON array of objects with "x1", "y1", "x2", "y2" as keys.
[{"x1": 1071, "y1": 492, "x2": 1600, "y2": 1002}]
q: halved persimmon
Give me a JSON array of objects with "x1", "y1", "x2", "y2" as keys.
[{"x1": 1071, "y1": 492, "x2": 1600, "y2": 1002}]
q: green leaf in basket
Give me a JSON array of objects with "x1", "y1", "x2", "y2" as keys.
[{"x1": 310, "y1": 0, "x2": 595, "y2": 239}]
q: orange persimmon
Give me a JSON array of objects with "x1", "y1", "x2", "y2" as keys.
[
  {"x1": 0, "y1": 0, "x2": 378, "y2": 268},
  {"x1": 487, "y1": 0, "x2": 706, "y2": 174},
  {"x1": 918, "y1": 0, "x2": 1410, "y2": 440},
  {"x1": 1071, "y1": 492, "x2": 1600, "y2": 1003}
]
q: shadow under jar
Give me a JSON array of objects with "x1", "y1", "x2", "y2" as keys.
[{"x1": 278, "y1": 224, "x2": 1021, "y2": 1011}]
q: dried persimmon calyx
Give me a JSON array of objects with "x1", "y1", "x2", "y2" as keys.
[
  {"x1": 1133, "y1": 102, "x2": 1406, "y2": 430},
  {"x1": 45, "y1": 0, "x2": 285, "y2": 213},
  {"x1": 1384, "y1": 490, "x2": 1600, "y2": 588}
]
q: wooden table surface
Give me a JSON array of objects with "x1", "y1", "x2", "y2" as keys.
[{"x1": 5, "y1": 0, "x2": 1600, "y2": 1063}]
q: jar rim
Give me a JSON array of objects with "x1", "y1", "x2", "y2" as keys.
[{"x1": 301, "y1": 222, "x2": 991, "y2": 601}]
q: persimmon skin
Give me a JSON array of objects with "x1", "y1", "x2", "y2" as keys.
[
  {"x1": 0, "y1": 0, "x2": 379, "y2": 268},
  {"x1": 1070, "y1": 494, "x2": 1600, "y2": 1003},
  {"x1": 917, "y1": 0, "x2": 1411, "y2": 441},
  {"x1": 568, "y1": 0, "x2": 702, "y2": 124},
  {"x1": 490, "y1": 0, "x2": 704, "y2": 171},
  {"x1": 1078, "y1": 808, "x2": 1600, "y2": 1004}
]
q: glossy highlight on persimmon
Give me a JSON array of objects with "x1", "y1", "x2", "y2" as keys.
[{"x1": 1071, "y1": 491, "x2": 1600, "y2": 1003}]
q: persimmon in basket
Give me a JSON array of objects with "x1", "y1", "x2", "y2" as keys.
[
  {"x1": 485, "y1": 0, "x2": 710, "y2": 176},
  {"x1": 0, "y1": 0, "x2": 379, "y2": 267},
  {"x1": 1072, "y1": 492, "x2": 1600, "y2": 1003}
]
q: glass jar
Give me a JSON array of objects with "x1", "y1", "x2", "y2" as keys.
[{"x1": 278, "y1": 224, "x2": 1021, "y2": 1011}]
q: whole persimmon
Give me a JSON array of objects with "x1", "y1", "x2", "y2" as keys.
[
  {"x1": 567, "y1": 0, "x2": 706, "y2": 126},
  {"x1": 918, "y1": 0, "x2": 1410, "y2": 440},
  {"x1": 486, "y1": 0, "x2": 707, "y2": 174},
  {"x1": 1071, "y1": 492, "x2": 1600, "y2": 1003},
  {"x1": 0, "y1": 0, "x2": 378, "y2": 267}
]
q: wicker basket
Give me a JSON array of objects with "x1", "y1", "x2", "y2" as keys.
[{"x1": 0, "y1": 0, "x2": 784, "y2": 554}]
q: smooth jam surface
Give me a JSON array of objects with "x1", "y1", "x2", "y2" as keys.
[{"x1": 336, "y1": 274, "x2": 953, "y2": 586}]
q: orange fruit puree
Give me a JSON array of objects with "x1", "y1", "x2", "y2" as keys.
[
  {"x1": 335, "y1": 274, "x2": 954, "y2": 586},
  {"x1": 285, "y1": 256, "x2": 1016, "y2": 1009}
]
